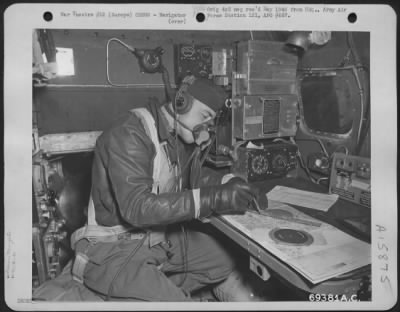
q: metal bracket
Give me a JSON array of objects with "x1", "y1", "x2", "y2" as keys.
[{"x1": 249, "y1": 255, "x2": 271, "y2": 281}]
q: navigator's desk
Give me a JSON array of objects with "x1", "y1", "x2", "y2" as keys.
[{"x1": 209, "y1": 177, "x2": 371, "y2": 297}]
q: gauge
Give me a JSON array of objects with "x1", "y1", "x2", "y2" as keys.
[
  {"x1": 143, "y1": 52, "x2": 161, "y2": 67},
  {"x1": 140, "y1": 51, "x2": 162, "y2": 73},
  {"x1": 272, "y1": 154, "x2": 288, "y2": 170},
  {"x1": 181, "y1": 46, "x2": 195, "y2": 58},
  {"x1": 251, "y1": 155, "x2": 269, "y2": 175},
  {"x1": 200, "y1": 47, "x2": 211, "y2": 59}
]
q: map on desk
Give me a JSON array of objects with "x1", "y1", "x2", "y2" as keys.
[{"x1": 221, "y1": 202, "x2": 371, "y2": 284}]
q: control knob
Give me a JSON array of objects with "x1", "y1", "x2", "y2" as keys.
[{"x1": 272, "y1": 154, "x2": 288, "y2": 171}]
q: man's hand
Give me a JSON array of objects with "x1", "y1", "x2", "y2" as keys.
[{"x1": 199, "y1": 177, "x2": 258, "y2": 218}]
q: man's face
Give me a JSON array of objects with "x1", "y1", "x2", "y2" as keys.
[{"x1": 177, "y1": 98, "x2": 216, "y2": 145}]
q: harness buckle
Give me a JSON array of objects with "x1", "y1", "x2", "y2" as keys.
[{"x1": 72, "y1": 252, "x2": 89, "y2": 284}]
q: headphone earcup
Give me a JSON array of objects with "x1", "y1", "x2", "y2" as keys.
[{"x1": 175, "y1": 75, "x2": 196, "y2": 115}]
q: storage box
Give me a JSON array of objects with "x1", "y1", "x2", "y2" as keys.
[{"x1": 235, "y1": 40, "x2": 298, "y2": 95}]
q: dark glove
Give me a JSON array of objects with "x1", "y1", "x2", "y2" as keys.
[{"x1": 199, "y1": 177, "x2": 257, "y2": 218}]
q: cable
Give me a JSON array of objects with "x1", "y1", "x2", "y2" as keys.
[
  {"x1": 332, "y1": 145, "x2": 349, "y2": 156},
  {"x1": 161, "y1": 65, "x2": 173, "y2": 102},
  {"x1": 349, "y1": 34, "x2": 370, "y2": 155},
  {"x1": 316, "y1": 139, "x2": 329, "y2": 157},
  {"x1": 173, "y1": 103, "x2": 184, "y2": 192},
  {"x1": 293, "y1": 138, "x2": 330, "y2": 158},
  {"x1": 272, "y1": 137, "x2": 293, "y2": 145},
  {"x1": 351, "y1": 66, "x2": 365, "y2": 148},
  {"x1": 347, "y1": 33, "x2": 367, "y2": 149},
  {"x1": 337, "y1": 49, "x2": 352, "y2": 67},
  {"x1": 199, "y1": 134, "x2": 217, "y2": 167},
  {"x1": 106, "y1": 232, "x2": 149, "y2": 300},
  {"x1": 106, "y1": 38, "x2": 145, "y2": 88},
  {"x1": 199, "y1": 107, "x2": 227, "y2": 166},
  {"x1": 316, "y1": 177, "x2": 329, "y2": 184},
  {"x1": 275, "y1": 137, "x2": 329, "y2": 184},
  {"x1": 291, "y1": 137, "x2": 320, "y2": 184},
  {"x1": 176, "y1": 225, "x2": 188, "y2": 288},
  {"x1": 347, "y1": 32, "x2": 363, "y2": 68}
]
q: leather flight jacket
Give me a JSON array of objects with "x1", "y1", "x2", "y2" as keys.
[{"x1": 89, "y1": 102, "x2": 223, "y2": 246}]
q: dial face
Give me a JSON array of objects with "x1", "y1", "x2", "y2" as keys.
[
  {"x1": 272, "y1": 154, "x2": 288, "y2": 170},
  {"x1": 181, "y1": 46, "x2": 195, "y2": 58},
  {"x1": 251, "y1": 155, "x2": 269, "y2": 174},
  {"x1": 200, "y1": 47, "x2": 211, "y2": 59},
  {"x1": 143, "y1": 52, "x2": 161, "y2": 68}
]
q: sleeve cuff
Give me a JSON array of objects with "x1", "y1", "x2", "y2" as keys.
[
  {"x1": 192, "y1": 188, "x2": 201, "y2": 218},
  {"x1": 221, "y1": 173, "x2": 236, "y2": 185}
]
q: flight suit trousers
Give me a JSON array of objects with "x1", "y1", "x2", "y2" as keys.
[{"x1": 78, "y1": 224, "x2": 235, "y2": 301}]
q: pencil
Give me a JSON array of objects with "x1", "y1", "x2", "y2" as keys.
[{"x1": 251, "y1": 197, "x2": 262, "y2": 214}]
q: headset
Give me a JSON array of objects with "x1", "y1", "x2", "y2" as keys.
[{"x1": 174, "y1": 75, "x2": 197, "y2": 115}]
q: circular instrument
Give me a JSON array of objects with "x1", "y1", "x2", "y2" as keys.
[
  {"x1": 269, "y1": 228, "x2": 314, "y2": 246},
  {"x1": 251, "y1": 155, "x2": 269, "y2": 174},
  {"x1": 271, "y1": 153, "x2": 288, "y2": 171}
]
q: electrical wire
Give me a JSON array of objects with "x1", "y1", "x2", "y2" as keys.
[
  {"x1": 291, "y1": 137, "x2": 320, "y2": 184},
  {"x1": 332, "y1": 145, "x2": 349, "y2": 156},
  {"x1": 316, "y1": 139, "x2": 329, "y2": 157},
  {"x1": 347, "y1": 32, "x2": 363, "y2": 68},
  {"x1": 199, "y1": 108, "x2": 227, "y2": 166},
  {"x1": 316, "y1": 177, "x2": 329, "y2": 184},
  {"x1": 169, "y1": 86, "x2": 188, "y2": 289},
  {"x1": 161, "y1": 65, "x2": 173, "y2": 102},
  {"x1": 273, "y1": 137, "x2": 330, "y2": 184},
  {"x1": 297, "y1": 151, "x2": 320, "y2": 185},
  {"x1": 347, "y1": 32, "x2": 370, "y2": 154},
  {"x1": 199, "y1": 134, "x2": 217, "y2": 167},
  {"x1": 337, "y1": 49, "x2": 352, "y2": 67},
  {"x1": 352, "y1": 66, "x2": 365, "y2": 147},
  {"x1": 272, "y1": 137, "x2": 293, "y2": 144},
  {"x1": 106, "y1": 232, "x2": 149, "y2": 301},
  {"x1": 347, "y1": 33, "x2": 367, "y2": 149},
  {"x1": 170, "y1": 90, "x2": 184, "y2": 191},
  {"x1": 293, "y1": 138, "x2": 332, "y2": 159},
  {"x1": 106, "y1": 38, "x2": 142, "y2": 88},
  {"x1": 176, "y1": 225, "x2": 188, "y2": 288}
]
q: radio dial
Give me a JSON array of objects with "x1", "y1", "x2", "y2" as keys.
[
  {"x1": 251, "y1": 155, "x2": 269, "y2": 174},
  {"x1": 272, "y1": 154, "x2": 288, "y2": 170}
]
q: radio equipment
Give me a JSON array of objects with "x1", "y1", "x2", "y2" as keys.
[
  {"x1": 329, "y1": 153, "x2": 371, "y2": 208},
  {"x1": 231, "y1": 40, "x2": 299, "y2": 141},
  {"x1": 235, "y1": 40, "x2": 298, "y2": 95},
  {"x1": 232, "y1": 94, "x2": 298, "y2": 140},
  {"x1": 231, "y1": 143, "x2": 298, "y2": 182},
  {"x1": 174, "y1": 44, "x2": 213, "y2": 83}
]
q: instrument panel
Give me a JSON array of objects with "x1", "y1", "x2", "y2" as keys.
[
  {"x1": 232, "y1": 142, "x2": 298, "y2": 182},
  {"x1": 329, "y1": 153, "x2": 371, "y2": 208},
  {"x1": 174, "y1": 44, "x2": 213, "y2": 83}
]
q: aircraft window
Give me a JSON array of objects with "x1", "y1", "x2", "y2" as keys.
[
  {"x1": 55, "y1": 47, "x2": 75, "y2": 76},
  {"x1": 299, "y1": 73, "x2": 354, "y2": 135}
]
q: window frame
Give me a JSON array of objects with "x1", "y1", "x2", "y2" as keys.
[{"x1": 296, "y1": 67, "x2": 363, "y2": 142}]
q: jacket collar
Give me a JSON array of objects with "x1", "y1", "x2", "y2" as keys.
[{"x1": 146, "y1": 98, "x2": 178, "y2": 164}]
